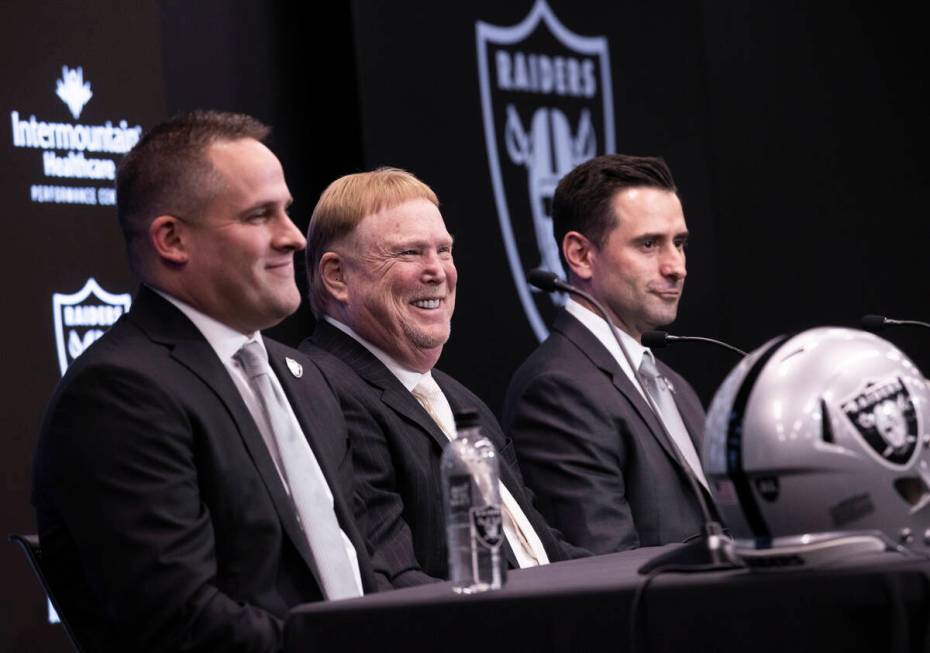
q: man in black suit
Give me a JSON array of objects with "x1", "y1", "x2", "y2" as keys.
[
  {"x1": 32, "y1": 111, "x2": 377, "y2": 653},
  {"x1": 503, "y1": 154, "x2": 710, "y2": 554},
  {"x1": 300, "y1": 168, "x2": 586, "y2": 587}
]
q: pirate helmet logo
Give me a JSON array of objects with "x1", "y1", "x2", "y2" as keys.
[
  {"x1": 476, "y1": 0, "x2": 615, "y2": 341},
  {"x1": 470, "y1": 505, "x2": 504, "y2": 549},
  {"x1": 840, "y1": 376, "x2": 920, "y2": 468}
]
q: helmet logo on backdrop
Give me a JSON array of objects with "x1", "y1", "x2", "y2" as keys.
[
  {"x1": 53, "y1": 278, "x2": 131, "y2": 376},
  {"x1": 840, "y1": 377, "x2": 919, "y2": 468},
  {"x1": 476, "y1": 0, "x2": 615, "y2": 341},
  {"x1": 56, "y1": 66, "x2": 93, "y2": 120}
]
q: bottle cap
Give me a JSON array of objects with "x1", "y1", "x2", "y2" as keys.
[{"x1": 453, "y1": 407, "x2": 480, "y2": 430}]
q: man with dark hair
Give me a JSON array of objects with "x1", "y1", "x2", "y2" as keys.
[
  {"x1": 503, "y1": 153, "x2": 710, "y2": 554},
  {"x1": 33, "y1": 110, "x2": 377, "y2": 653},
  {"x1": 300, "y1": 168, "x2": 587, "y2": 587}
]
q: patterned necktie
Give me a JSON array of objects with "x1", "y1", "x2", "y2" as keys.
[
  {"x1": 638, "y1": 352, "x2": 709, "y2": 490},
  {"x1": 234, "y1": 341, "x2": 361, "y2": 600},
  {"x1": 411, "y1": 375, "x2": 457, "y2": 438},
  {"x1": 413, "y1": 375, "x2": 545, "y2": 566}
]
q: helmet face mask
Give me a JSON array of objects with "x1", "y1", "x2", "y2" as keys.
[{"x1": 704, "y1": 327, "x2": 930, "y2": 566}]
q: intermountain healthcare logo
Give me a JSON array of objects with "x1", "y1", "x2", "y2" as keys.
[
  {"x1": 476, "y1": 0, "x2": 615, "y2": 341},
  {"x1": 56, "y1": 66, "x2": 93, "y2": 120},
  {"x1": 8, "y1": 65, "x2": 142, "y2": 206},
  {"x1": 53, "y1": 278, "x2": 131, "y2": 376}
]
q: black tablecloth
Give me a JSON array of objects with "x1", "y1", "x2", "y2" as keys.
[{"x1": 286, "y1": 544, "x2": 930, "y2": 652}]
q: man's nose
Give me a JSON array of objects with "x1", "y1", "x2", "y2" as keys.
[
  {"x1": 421, "y1": 250, "x2": 449, "y2": 283},
  {"x1": 275, "y1": 213, "x2": 307, "y2": 251},
  {"x1": 660, "y1": 245, "x2": 686, "y2": 280}
]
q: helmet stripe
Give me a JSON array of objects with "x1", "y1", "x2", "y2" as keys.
[{"x1": 725, "y1": 334, "x2": 793, "y2": 544}]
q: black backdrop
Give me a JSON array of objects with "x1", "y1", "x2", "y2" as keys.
[
  {"x1": 2, "y1": 2, "x2": 928, "y2": 650},
  {"x1": 351, "y1": 0, "x2": 930, "y2": 409}
]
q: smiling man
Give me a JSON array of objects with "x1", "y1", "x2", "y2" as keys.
[
  {"x1": 503, "y1": 154, "x2": 710, "y2": 554},
  {"x1": 33, "y1": 111, "x2": 376, "y2": 653},
  {"x1": 301, "y1": 168, "x2": 586, "y2": 587}
]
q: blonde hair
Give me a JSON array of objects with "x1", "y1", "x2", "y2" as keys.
[{"x1": 306, "y1": 167, "x2": 439, "y2": 316}]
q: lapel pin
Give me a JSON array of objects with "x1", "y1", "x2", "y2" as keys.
[{"x1": 285, "y1": 357, "x2": 303, "y2": 378}]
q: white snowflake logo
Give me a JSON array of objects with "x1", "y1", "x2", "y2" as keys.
[{"x1": 55, "y1": 65, "x2": 93, "y2": 120}]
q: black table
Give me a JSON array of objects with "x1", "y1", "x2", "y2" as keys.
[{"x1": 286, "y1": 545, "x2": 930, "y2": 652}]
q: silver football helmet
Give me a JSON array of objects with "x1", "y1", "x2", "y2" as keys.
[{"x1": 704, "y1": 327, "x2": 930, "y2": 567}]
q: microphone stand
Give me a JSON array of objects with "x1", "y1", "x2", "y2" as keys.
[
  {"x1": 642, "y1": 330, "x2": 747, "y2": 358},
  {"x1": 527, "y1": 270, "x2": 739, "y2": 573},
  {"x1": 861, "y1": 314, "x2": 930, "y2": 332}
]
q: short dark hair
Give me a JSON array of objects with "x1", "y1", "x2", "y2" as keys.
[
  {"x1": 552, "y1": 154, "x2": 677, "y2": 268},
  {"x1": 116, "y1": 110, "x2": 271, "y2": 269}
]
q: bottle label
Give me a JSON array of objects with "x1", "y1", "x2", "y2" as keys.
[
  {"x1": 447, "y1": 475, "x2": 473, "y2": 513},
  {"x1": 470, "y1": 505, "x2": 503, "y2": 549}
]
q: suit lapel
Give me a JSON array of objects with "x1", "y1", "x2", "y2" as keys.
[
  {"x1": 266, "y1": 344, "x2": 335, "y2": 482},
  {"x1": 552, "y1": 310, "x2": 688, "y2": 475},
  {"x1": 311, "y1": 321, "x2": 450, "y2": 451},
  {"x1": 310, "y1": 320, "x2": 524, "y2": 569},
  {"x1": 128, "y1": 288, "x2": 324, "y2": 583},
  {"x1": 311, "y1": 322, "x2": 521, "y2": 566}
]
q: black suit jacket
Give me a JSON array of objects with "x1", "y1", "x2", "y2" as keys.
[
  {"x1": 502, "y1": 309, "x2": 709, "y2": 554},
  {"x1": 301, "y1": 321, "x2": 586, "y2": 588},
  {"x1": 32, "y1": 287, "x2": 377, "y2": 653}
]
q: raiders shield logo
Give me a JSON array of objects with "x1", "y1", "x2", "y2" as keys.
[
  {"x1": 53, "y1": 277, "x2": 131, "y2": 376},
  {"x1": 840, "y1": 376, "x2": 920, "y2": 468},
  {"x1": 476, "y1": 0, "x2": 615, "y2": 341},
  {"x1": 470, "y1": 505, "x2": 504, "y2": 549}
]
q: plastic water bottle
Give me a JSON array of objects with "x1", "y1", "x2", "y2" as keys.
[{"x1": 441, "y1": 407, "x2": 505, "y2": 593}]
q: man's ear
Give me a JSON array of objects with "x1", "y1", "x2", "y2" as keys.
[
  {"x1": 319, "y1": 251, "x2": 349, "y2": 304},
  {"x1": 149, "y1": 215, "x2": 190, "y2": 265},
  {"x1": 563, "y1": 230, "x2": 595, "y2": 281}
]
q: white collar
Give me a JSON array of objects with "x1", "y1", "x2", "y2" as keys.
[
  {"x1": 324, "y1": 316, "x2": 427, "y2": 392},
  {"x1": 151, "y1": 286, "x2": 264, "y2": 362},
  {"x1": 565, "y1": 297, "x2": 649, "y2": 375}
]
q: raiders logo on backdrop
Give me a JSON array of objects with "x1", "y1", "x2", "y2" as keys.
[
  {"x1": 470, "y1": 505, "x2": 504, "y2": 549},
  {"x1": 53, "y1": 277, "x2": 131, "y2": 376},
  {"x1": 476, "y1": 0, "x2": 615, "y2": 341},
  {"x1": 840, "y1": 376, "x2": 920, "y2": 468}
]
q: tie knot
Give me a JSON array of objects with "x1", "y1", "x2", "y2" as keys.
[
  {"x1": 639, "y1": 351, "x2": 660, "y2": 379},
  {"x1": 234, "y1": 340, "x2": 270, "y2": 379},
  {"x1": 412, "y1": 374, "x2": 443, "y2": 402}
]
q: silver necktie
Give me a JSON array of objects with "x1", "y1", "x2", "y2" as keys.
[
  {"x1": 638, "y1": 352, "x2": 709, "y2": 490},
  {"x1": 234, "y1": 341, "x2": 361, "y2": 600}
]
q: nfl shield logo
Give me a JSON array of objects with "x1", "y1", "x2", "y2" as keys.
[
  {"x1": 52, "y1": 278, "x2": 132, "y2": 376},
  {"x1": 476, "y1": 0, "x2": 616, "y2": 341}
]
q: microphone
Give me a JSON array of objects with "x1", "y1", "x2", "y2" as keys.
[
  {"x1": 642, "y1": 330, "x2": 747, "y2": 357},
  {"x1": 526, "y1": 268, "x2": 571, "y2": 294},
  {"x1": 526, "y1": 269, "x2": 738, "y2": 573},
  {"x1": 861, "y1": 314, "x2": 930, "y2": 332}
]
